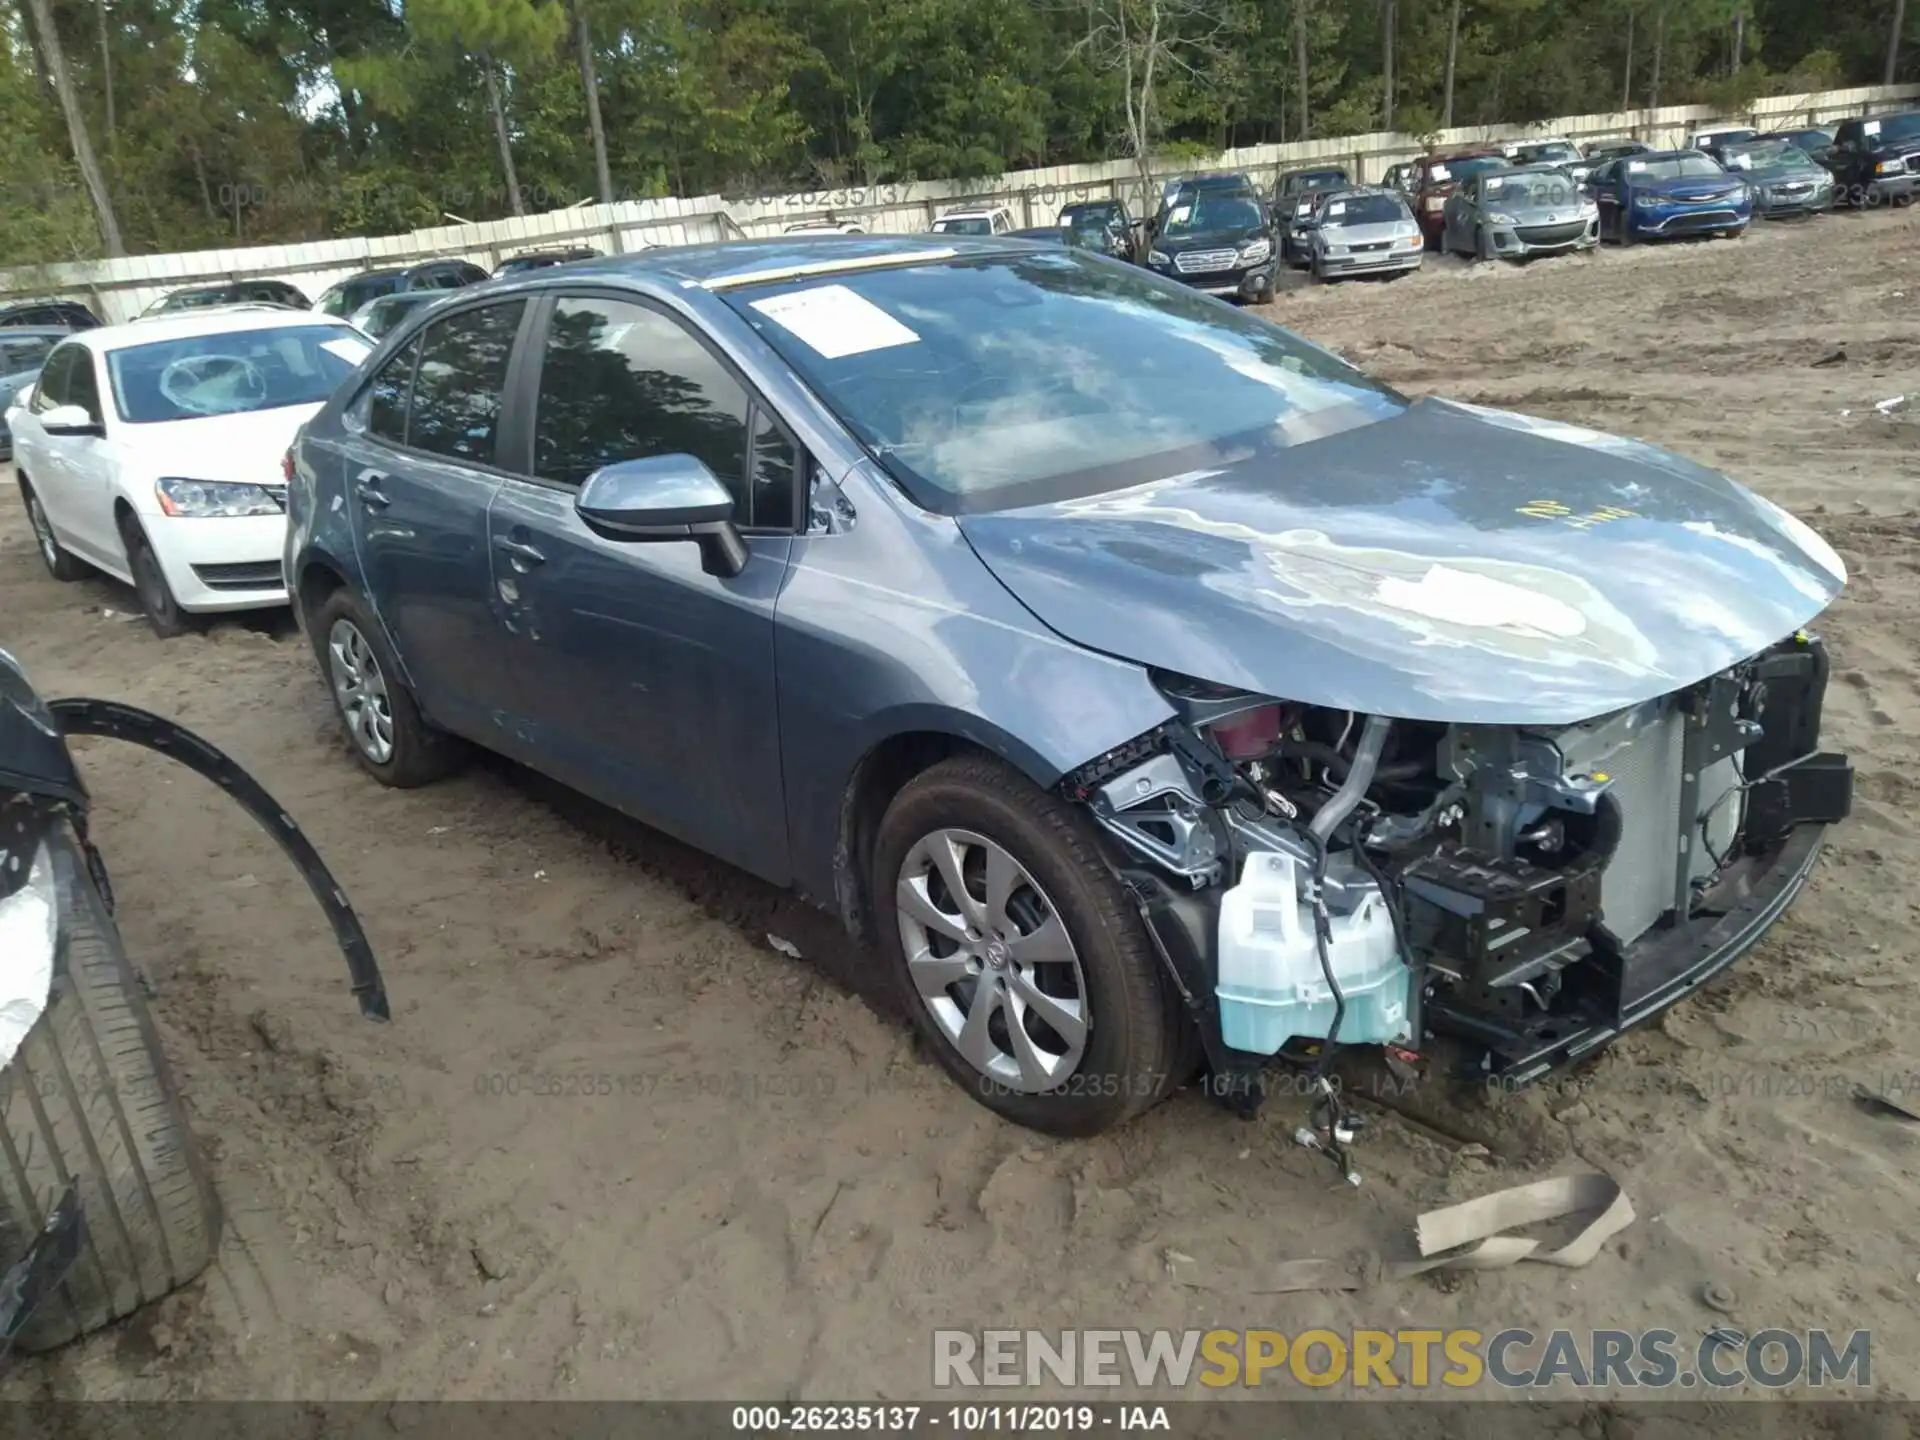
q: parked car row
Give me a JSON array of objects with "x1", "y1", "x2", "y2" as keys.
[{"x1": 4, "y1": 231, "x2": 1856, "y2": 1150}]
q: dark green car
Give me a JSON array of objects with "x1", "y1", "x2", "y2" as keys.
[{"x1": 1718, "y1": 139, "x2": 1835, "y2": 217}]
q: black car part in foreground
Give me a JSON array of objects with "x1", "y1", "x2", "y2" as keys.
[
  {"x1": 1068, "y1": 633, "x2": 1852, "y2": 1179},
  {"x1": 0, "y1": 652, "x2": 384, "y2": 1355}
]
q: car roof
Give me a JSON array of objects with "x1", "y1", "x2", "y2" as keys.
[
  {"x1": 506, "y1": 245, "x2": 597, "y2": 256},
  {"x1": 1487, "y1": 162, "x2": 1579, "y2": 177},
  {"x1": 80, "y1": 308, "x2": 360, "y2": 352},
  {"x1": 487, "y1": 235, "x2": 1042, "y2": 292},
  {"x1": 1425, "y1": 147, "x2": 1504, "y2": 160},
  {"x1": 0, "y1": 325, "x2": 75, "y2": 341},
  {"x1": 1279, "y1": 165, "x2": 1347, "y2": 177},
  {"x1": 935, "y1": 206, "x2": 1008, "y2": 218}
]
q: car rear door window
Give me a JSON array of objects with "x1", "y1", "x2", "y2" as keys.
[
  {"x1": 366, "y1": 337, "x2": 421, "y2": 445},
  {"x1": 405, "y1": 301, "x2": 524, "y2": 465},
  {"x1": 532, "y1": 296, "x2": 754, "y2": 511}
]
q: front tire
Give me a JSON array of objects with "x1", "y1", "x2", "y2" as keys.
[
  {"x1": 311, "y1": 588, "x2": 460, "y2": 788},
  {"x1": 18, "y1": 479, "x2": 84, "y2": 582},
  {"x1": 872, "y1": 755, "x2": 1188, "y2": 1136},
  {"x1": 118, "y1": 517, "x2": 188, "y2": 638}
]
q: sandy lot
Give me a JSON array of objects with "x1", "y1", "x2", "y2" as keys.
[{"x1": 2, "y1": 210, "x2": 1917, "y2": 1405}]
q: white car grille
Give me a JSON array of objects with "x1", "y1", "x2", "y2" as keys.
[{"x1": 1174, "y1": 248, "x2": 1238, "y2": 274}]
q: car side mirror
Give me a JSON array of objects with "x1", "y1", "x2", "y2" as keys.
[
  {"x1": 41, "y1": 403, "x2": 102, "y2": 437},
  {"x1": 574, "y1": 455, "x2": 749, "y2": 579}
]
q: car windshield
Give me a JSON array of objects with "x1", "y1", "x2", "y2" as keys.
[
  {"x1": 1627, "y1": 153, "x2": 1727, "y2": 180},
  {"x1": 319, "y1": 273, "x2": 404, "y2": 316},
  {"x1": 933, "y1": 216, "x2": 995, "y2": 235},
  {"x1": 725, "y1": 251, "x2": 1402, "y2": 511},
  {"x1": 1164, "y1": 195, "x2": 1261, "y2": 234},
  {"x1": 106, "y1": 324, "x2": 372, "y2": 423},
  {"x1": 1481, "y1": 171, "x2": 1576, "y2": 206},
  {"x1": 1323, "y1": 194, "x2": 1406, "y2": 226},
  {"x1": 1722, "y1": 141, "x2": 1811, "y2": 171},
  {"x1": 358, "y1": 294, "x2": 435, "y2": 337},
  {"x1": 1286, "y1": 172, "x2": 1346, "y2": 193},
  {"x1": 1517, "y1": 143, "x2": 1579, "y2": 163},
  {"x1": 1867, "y1": 112, "x2": 1920, "y2": 146},
  {"x1": 153, "y1": 289, "x2": 234, "y2": 314}
]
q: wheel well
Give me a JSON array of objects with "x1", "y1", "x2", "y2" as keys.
[
  {"x1": 112, "y1": 497, "x2": 138, "y2": 544},
  {"x1": 296, "y1": 558, "x2": 346, "y2": 624},
  {"x1": 834, "y1": 731, "x2": 991, "y2": 946}
]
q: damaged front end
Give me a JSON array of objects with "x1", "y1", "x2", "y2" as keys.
[{"x1": 1066, "y1": 633, "x2": 1852, "y2": 1163}]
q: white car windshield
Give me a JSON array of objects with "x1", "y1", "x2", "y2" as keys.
[{"x1": 107, "y1": 325, "x2": 371, "y2": 423}]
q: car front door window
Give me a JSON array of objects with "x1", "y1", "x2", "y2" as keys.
[{"x1": 532, "y1": 296, "x2": 753, "y2": 509}]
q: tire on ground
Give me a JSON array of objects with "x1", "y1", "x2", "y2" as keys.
[
  {"x1": 0, "y1": 834, "x2": 220, "y2": 1352},
  {"x1": 871, "y1": 753, "x2": 1192, "y2": 1137}
]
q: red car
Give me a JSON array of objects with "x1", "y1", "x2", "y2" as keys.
[{"x1": 1405, "y1": 149, "x2": 1512, "y2": 246}]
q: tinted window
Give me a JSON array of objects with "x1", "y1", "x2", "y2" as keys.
[
  {"x1": 749, "y1": 410, "x2": 798, "y2": 531},
  {"x1": 1627, "y1": 154, "x2": 1726, "y2": 180},
  {"x1": 727, "y1": 251, "x2": 1401, "y2": 510},
  {"x1": 406, "y1": 301, "x2": 524, "y2": 464},
  {"x1": 533, "y1": 297, "x2": 751, "y2": 505},
  {"x1": 323, "y1": 273, "x2": 403, "y2": 315},
  {"x1": 1325, "y1": 194, "x2": 1409, "y2": 225},
  {"x1": 1867, "y1": 112, "x2": 1920, "y2": 146},
  {"x1": 934, "y1": 217, "x2": 994, "y2": 235},
  {"x1": 367, "y1": 338, "x2": 419, "y2": 444}
]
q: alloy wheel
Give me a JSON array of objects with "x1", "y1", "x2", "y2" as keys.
[
  {"x1": 894, "y1": 828, "x2": 1089, "y2": 1093},
  {"x1": 327, "y1": 617, "x2": 395, "y2": 764}
]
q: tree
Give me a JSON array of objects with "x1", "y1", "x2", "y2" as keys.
[
  {"x1": 1890, "y1": 0, "x2": 1909, "y2": 82},
  {"x1": 1293, "y1": 0, "x2": 1311, "y2": 138},
  {"x1": 1068, "y1": 0, "x2": 1239, "y2": 210},
  {"x1": 1382, "y1": 0, "x2": 1397, "y2": 128},
  {"x1": 18, "y1": 0, "x2": 124, "y2": 254},
  {"x1": 1442, "y1": 0, "x2": 1462, "y2": 126},
  {"x1": 567, "y1": 0, "x2": 613, "y2": 201},
  {"x1": 401, "y1": 0, "x2": 565, "y2": 214}
]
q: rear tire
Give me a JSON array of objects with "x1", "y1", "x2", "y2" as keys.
[
  {"x1": 0, "y1": 832, "x2": 221, "y2": 1352},
  {"x1": 311, "y1": 587, "x2": 461, "y2": 788},
  {"x1": 871, "y1": 755, "x2": 1190, "y2": 1137},
  {"x1": 118, "y1": 518, "x2": 189, "y2": 638},
  {"x1": 17, "y1": 479, "x2": 84, "y2": 582}
]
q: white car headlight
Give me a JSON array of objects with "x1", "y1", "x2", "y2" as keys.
[
  {"x1": 1325, "y1": 244, "x2": 1350, "y2": 257},
  {"x1": 0, "y1": 839, "x2": 57, "y2": 1070},
  {"x1": 155, "y1": 477, "x2": 284, "y2": 518},
  {"x1": 1486, "y1": 211, "x2": 1519, "y2": 226},
  {"x1": 1148, "y1": 249, "x2": 1172, "y2": 268},
  {"x1": 1237, "y1": 238, "x2": 1272, "y2": 263}
]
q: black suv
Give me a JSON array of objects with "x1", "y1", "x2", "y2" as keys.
[
  {"x1": 142, "y1": 279, "x2": 311, "y2": 316},
  {"x1": 1827, "y1": 110, "x2": 1920, "y2": 206},
  {"x1": 495, "y1": 246, "x2": 603, "y2": 276},
  {"x1": 0, "y1": 299, "x2": 99, "y2": 329},
  {"x1": 315, "y1": 258, "x2": 491, "y2": 317},
  {"x1": 1057, "y1": 199, "x2": 1140, "y2": 261}
]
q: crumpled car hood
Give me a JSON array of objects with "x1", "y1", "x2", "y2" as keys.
[{"x1": 956, "y1": 397, "x2": 1847, "y2": 725}]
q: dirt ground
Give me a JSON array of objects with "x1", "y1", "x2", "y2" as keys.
[{"x1": 2, "y1": 209, "x2": 1917, "y2": 1406}]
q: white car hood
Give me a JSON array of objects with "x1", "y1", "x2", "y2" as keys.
[{"x1": 121, "y1": 403, "x2": 325, "y2": 484}]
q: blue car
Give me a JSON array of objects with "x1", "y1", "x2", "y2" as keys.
[
  {"x1": 1587, "y1": 149, "x2": 1752, "y2": 242},
  {"x1": 284, "y1": 238, "x2": 1851, "y2": 1143}
]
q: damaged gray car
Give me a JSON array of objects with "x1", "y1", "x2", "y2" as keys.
[{"x1": 284, "y1": 237, "x2": 1854, "y2": 1152}]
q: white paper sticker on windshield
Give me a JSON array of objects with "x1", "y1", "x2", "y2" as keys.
[
  {"x1": 1864, "y1": 119, "x2": 1881, "y2": 136},
  {"x1": 1429, "y1": 164, "x2": 1452, "y2": 181},
  {"x1": 1327, "y1": 201, "x2": 1346, "y2": 216},
  {"x1": 1628, "y1": 160, "x2": 1648, "y2": 172},
  {"x1": 1169, "y1": 204, "x2": 1193, "y2": 225},
  {"x1": 321, "y1": 337, "x2": 372, "y2": 364},
  {"x1": 749, "y1": 283, "x2": 919, "y2": 359}
]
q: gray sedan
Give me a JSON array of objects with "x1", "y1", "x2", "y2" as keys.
[
  {"x1": 1301, "y1": 188, "x2": 1425, "y2": 282},
  {"x1": 1441, "y1": 164, "x2": 1600, "y2": 261},
  {"x1": 1717, "y1": 139, "x2": 1834, "y2": 217},
  {"x1": 283, "y1": 237, "x2": 1851, "y2": 1141}
]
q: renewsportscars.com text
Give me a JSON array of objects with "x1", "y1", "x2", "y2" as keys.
[{"x1": 933, "y1": 1328, "x2": 1871, "y2": 1391}]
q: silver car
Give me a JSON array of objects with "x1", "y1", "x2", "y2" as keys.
[
  {"x1": 1440, "y1": 163, "x2": 1599, "y2": 261},
  {"x1": 1302, "y1": 188, "x2": 1424, "y2": 282}
]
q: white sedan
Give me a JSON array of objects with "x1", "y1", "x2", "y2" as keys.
[{"x1": 8, "y1": 307, "x2": 372, "y2": 635}]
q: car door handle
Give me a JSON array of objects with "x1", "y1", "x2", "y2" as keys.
[
  {"x1": 493, "y1": 536, "x2": 546, "y2": 566},
  {"x1": 355, "y1": 476, "x2": 391, "y2": 509}
]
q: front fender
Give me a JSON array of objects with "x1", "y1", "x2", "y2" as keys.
[{"x1": 775, "y1": 464, "x2": 1177, "y2": 912}]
